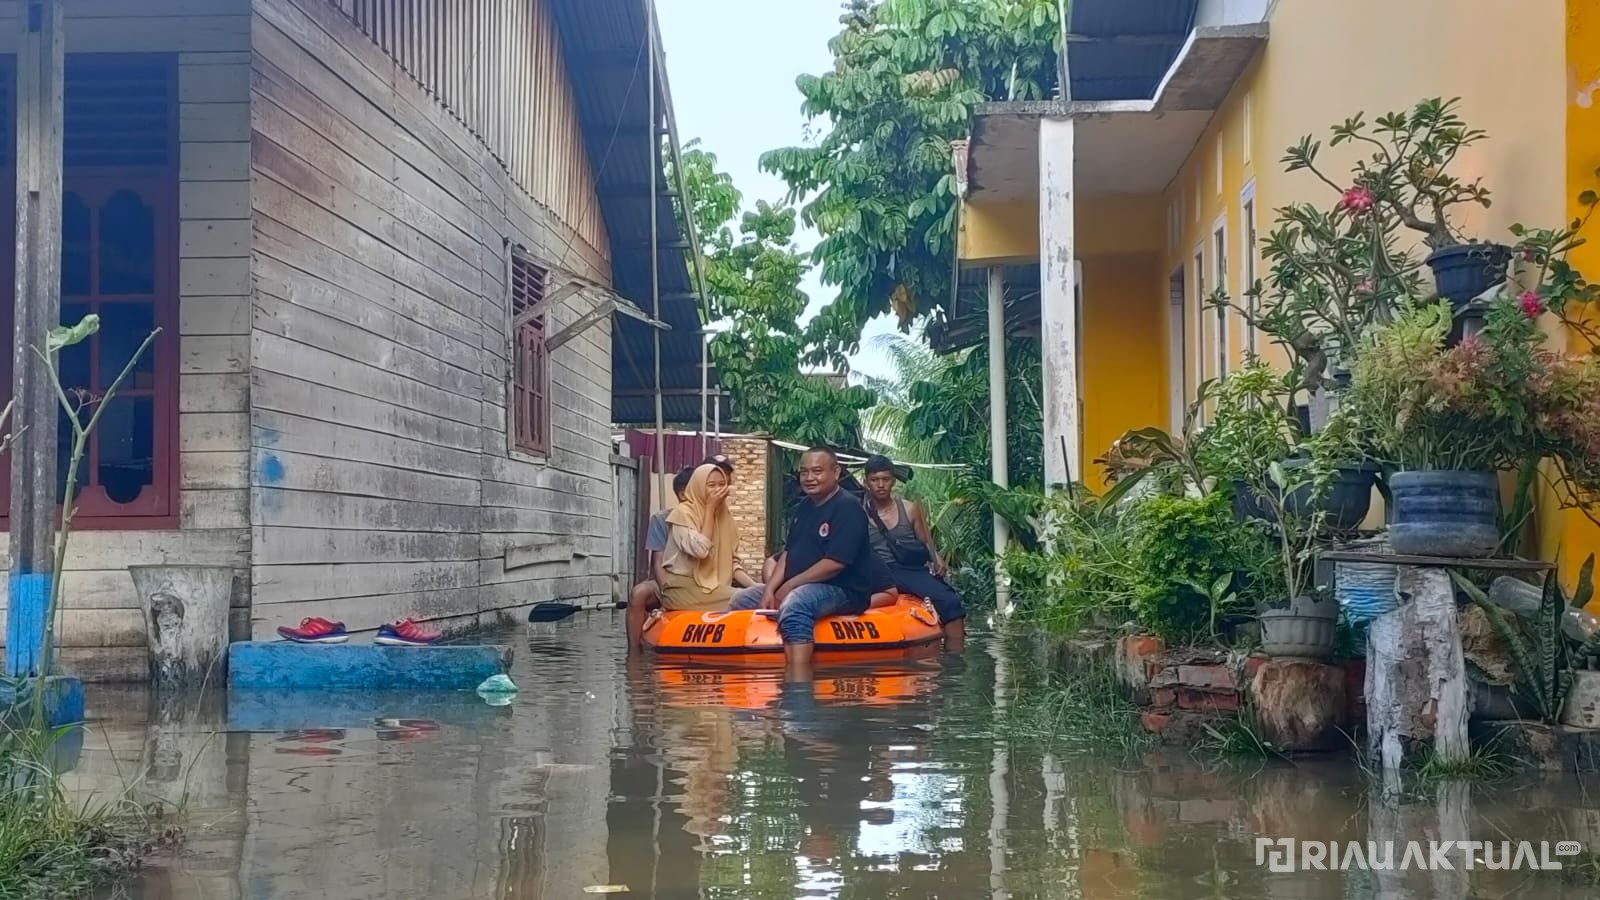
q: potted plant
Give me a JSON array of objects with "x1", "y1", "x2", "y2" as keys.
[
  {"x1": 1199, "y1": 366, "x2": 1338, "y2": 659},
  {"x1": 1343, "y1": 300, "x2": 1545, "y2": 557},
  {"x1": 1252, "y1": 462, "x2": 1338, "y2": 661},
  {"x1": 1218, "y1": 98, "x2": 1504, "y2": 423},
  {"x1": 1197, "y1": 363, "x2": 1377, "y2": 531}
]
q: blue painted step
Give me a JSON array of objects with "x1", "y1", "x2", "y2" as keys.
[
  {"x1": 228, "y1": 688, "x2": 513, "y2": 731},
  {"x1": 228, "y1": 641, "x2": 512, "y2": 690}
]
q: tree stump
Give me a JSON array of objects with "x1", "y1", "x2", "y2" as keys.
[
  {"x1": 129, "y1": 565, "x2": 235, "y2": 689},
  {"x1": 1366, "y1": 566, "x2": 1470, "y2": 771}
]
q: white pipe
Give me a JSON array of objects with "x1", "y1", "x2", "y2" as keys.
[
  {"x1": 987, "y1": 267, "x2": 1012, "y2": 615},
  {"x1": 988, "y1": 635, "x2": 1010, "y2": 899}
]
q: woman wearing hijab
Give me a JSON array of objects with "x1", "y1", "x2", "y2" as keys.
[{"x1": 659, "y1": 463, "x2": 761, "y2": 610}]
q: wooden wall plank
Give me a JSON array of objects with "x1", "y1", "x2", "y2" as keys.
[
  {"x1": 0, "y1": 5, "x2": 259, "y2": 680},
  {"x1": 244, "y1": 0, "x2": 626, "y2": 635}
]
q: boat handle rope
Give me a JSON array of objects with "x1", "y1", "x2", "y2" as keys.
[
  {"x1": 643, "y1": 610, "x2": 663, "y2": 633},
  {"x1": 910, "y1": 607, "x2": 935, "y2": 627}
]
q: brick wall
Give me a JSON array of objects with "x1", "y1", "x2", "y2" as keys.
[{"x1": 724, "y1": 437, "x2": 770, "y2": 567}]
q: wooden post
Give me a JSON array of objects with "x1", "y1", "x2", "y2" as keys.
[
  {"x1": 5, "y1": 0, "x2": 65, "y2": 679},
  {"x1": 1038, "y1": 116, "x2": 1079, "y2": 492},
  {"x1": 986, "y1": 266, "x2": 1012, "y2": 614},
  {"x1": 1366, "y1": 565, "x2": 1471, "y2": 771},
  {"x1": 645, "y1": 0, "x2": 666, "y2": 503}
]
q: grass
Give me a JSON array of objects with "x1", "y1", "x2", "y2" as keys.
[
  {"x1": 1195, "y1": 710, "x2": 1288, "y2": 760},
  {"x1": 1410, "y1": 741, "x2": 1513, "y2": 783},
  {"x1": 0, "y1": 717, "x2": 177, "y2": 900},
  {"x1": 999, "y1": 659, "x2": 1155, "y2": 757}
]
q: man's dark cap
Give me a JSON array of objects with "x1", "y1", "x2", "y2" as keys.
[
  {"x1": 704, "y1": 453, "x2": 734, "y2": 474},
  {"x1": 673, "y1": 465, "x2": 695, "y2": 494}
]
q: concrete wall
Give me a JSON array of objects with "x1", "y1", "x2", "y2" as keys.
[
  {"x1": 1541, "y1": 0, "x2": 1600, "y2": 585},
  {"x1": 1162, "y1": 0, "x2": 1568, "y2": 397}
]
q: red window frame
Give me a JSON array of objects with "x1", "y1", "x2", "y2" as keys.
[
  {"x1": 0, "y1": 53, "x2": 180, "y2": 530},
  {"x1": 510, "y1": 254, "x2": 551, "y2": 457}
]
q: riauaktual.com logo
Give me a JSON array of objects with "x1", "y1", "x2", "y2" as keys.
[{"x1": 1254, "y1": 839, "x2": 1582, "y2": 872}]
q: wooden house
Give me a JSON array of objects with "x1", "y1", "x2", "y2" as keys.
[{"x1": 0, "y1": 0, "x2": 708, "y2": 680}]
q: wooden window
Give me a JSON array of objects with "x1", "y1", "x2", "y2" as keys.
[
  {"x1": 1241, "y1": 182, "x2": 1259, "y2": 356},
  {"x1": 1213, "y1": 220, "x2": 1230, "y2": 378},
  {"x1": 510, "y1": 254, "x2": 551, "y2": 457},
  {"x1": 1193, "y1": 245, "x2": 1207, "y2": 421},
  {"x1": 1242, "y1": 92, "x2": 1254, "y2": 167},
  {"x1": 0, "y1": 55, "x2": 179, "y2": 529}
]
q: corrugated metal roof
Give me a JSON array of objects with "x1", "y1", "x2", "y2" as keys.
[
  {"x1": 548, "y1": 0, "x2": 716, "y2": 426},
  {"x1": 1066, "y1": 0, "x2": 1196, "y2": 101}
]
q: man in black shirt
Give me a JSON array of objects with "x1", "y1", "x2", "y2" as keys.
[{"x1": 732, "y1": 446, "x2": 877, "y2": 678}]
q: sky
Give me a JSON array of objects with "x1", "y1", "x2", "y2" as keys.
[{"x1": 656, "y1": 0, "x2": 901, "y2": 383}]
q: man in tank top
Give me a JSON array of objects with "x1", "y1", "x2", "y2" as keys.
[{"x1": 861, "y1": 454, "x2": 966, "y2": 651}]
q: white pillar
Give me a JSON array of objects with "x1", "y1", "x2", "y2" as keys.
[
  {"x1": 1039, "y1": 116, "x2": 1079, "y2": 490},
  {"x1": 987, "y1": 267, "x2": 1013, "y2": 614}
]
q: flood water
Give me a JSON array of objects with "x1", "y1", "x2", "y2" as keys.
[{"x1": 57, "y1": 612, "x2": 1600, "y2": 898}]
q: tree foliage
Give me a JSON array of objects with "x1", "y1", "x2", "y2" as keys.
[
  {"x1": 760, "y1": 0, "x2": 1060, "y2": 362},
  {"x1": 861, "y1": 330, "x2": 1044, "y2": 571},
  {"x1": 678, "y1": 141, "x2": 873, "y2": 447}
]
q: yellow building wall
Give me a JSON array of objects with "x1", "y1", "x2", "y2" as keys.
[
  {"x1": 1161, "y1": 0, "x2": 1568, "y2": 415},
  {"x1": 959, "y1": 193, "x2": 1167, "y2": 483},
  {"x1": 959, "y1": 194, "x2": 1164, "y2": 263},
  {"x1": 1544, "y1": 0, "x2": 1600, "y2": 586},
  {"x1": 960, "y1": 198, "x2": 1039, "y2": 263},
  {"x1": 1080, "y1": 253, "x2": 1167, "y2": 490}
]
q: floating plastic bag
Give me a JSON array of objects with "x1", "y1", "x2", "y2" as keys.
[{"x1": 476, "y1": 674, "x2": 518, "y2": 706}]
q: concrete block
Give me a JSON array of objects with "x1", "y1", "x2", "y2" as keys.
[
  {"x1": 0, "y1": 676, "x2": 85, "y2": 726},
  {"x1": 227, "y1": 642, "x2": 511, "y2": 690}
]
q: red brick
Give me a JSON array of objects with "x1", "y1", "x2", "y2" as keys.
[
  {"x1": 1177, "y1": 689, "x2": 1241, "y2": 712},
  {"x1": 1244, "y1": 655, "x2": 1268, "y2": 680},
  {"x1": 1177, "y1": 664, "x2": 1236, "y2": 691},
  {"x1": 1150, "y1": 688, "x2": 1177, "y2": 708},
  {"x1": 1124, "y1": 635, "x2": 1166, "y2": 658},
  {"x1": 1140, "y1": 711, "x2": 1172, "y2": 734}
]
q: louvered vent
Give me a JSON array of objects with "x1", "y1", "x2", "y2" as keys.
[{"x1": 65, "y1": 56, "x2": 174, "y2": 169}]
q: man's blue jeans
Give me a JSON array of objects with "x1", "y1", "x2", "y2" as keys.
[{"x1": 730, "y1": 583, "x2": 865, "y2": 644}]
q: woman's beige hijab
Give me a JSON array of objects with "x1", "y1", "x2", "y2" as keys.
[{"x1": 665, "y1": 463, "x2": 738, "y2": 592}]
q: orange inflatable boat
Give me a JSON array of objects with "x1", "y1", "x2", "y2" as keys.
[{"x1": 642, "y1": 596, "x2": 943, "y2": 662}]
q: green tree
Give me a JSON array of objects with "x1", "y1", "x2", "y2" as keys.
[
  {"x1": 678, "y1": 141, "x2": 873, "y2": 447},
  {"x1": 861, "y1": 329, "x2": 1044, "y2": 572},
  {"x1": 760, "y1": 0, "x2": 1060, "y2": 361}
]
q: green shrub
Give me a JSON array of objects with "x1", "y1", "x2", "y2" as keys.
[
  {"x1": 1005, "y1": 489, "x2": 1140, "y2": 633},
  {"x1": 1128, "y1": 493, "x2": 1271, "y2": 641}
]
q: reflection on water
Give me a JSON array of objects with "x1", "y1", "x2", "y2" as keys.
[{"x1": 60, "y1": 614, "x2": 1600, "y2": 898}]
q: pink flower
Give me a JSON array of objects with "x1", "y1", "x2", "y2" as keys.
[
  {"x1": 1522, "y1": 249, "x2": 1539, "y2": 263},
  {"x1": 1521, "y1": 290, "x2": 1545, "y2": 318},
  {"x1": 1339, "y1": 186, "x2": 1376, "y2": 214},
  {"x1": 1355, "y1": 278, "x2": 1377, "y2": 295}
]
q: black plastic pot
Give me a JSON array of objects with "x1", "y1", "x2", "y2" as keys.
[
  {"x1": 1426, "y1": 243, "x2": 1511, "y2": 309},
  {"x1": 1389, "y1": 469, "x2": 1500, "y2": 558},
  {"x1": 1232, "y1": 460, "x2": 1377, "y2": 530}
]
